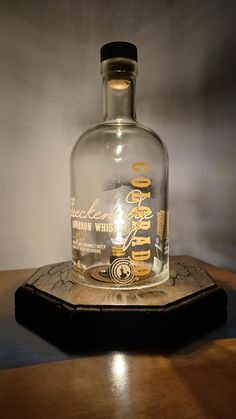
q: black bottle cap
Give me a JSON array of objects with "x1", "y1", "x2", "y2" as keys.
[{"x1": 100, "y1": 41, "x2": 137, "y2": 62}]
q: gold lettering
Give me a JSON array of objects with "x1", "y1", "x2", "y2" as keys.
[
  {"x1": 101, "y1": 212, "x2": 112, "y2": 221},
  {"x1": 131, "y1": 177, "x2": 151, "y2": 188},
  {"x1": 132, "y1": 162, "x2": 151, "y2": 172},
  {"x1": 129, "y1": 190, "x2": 150, "y2": 203},
  {"x1": 132, "y1": 220, "x2": 150, "y2": 230},
  {"x1": 72, "y1": 220, "x2": 92, "y2": 231},
  {"x1": 95, "y1": 223, "x2": 110, "y2": 232},
  {"x1": 132, "y1": 236, "x2": 151, "y2": 246},
  {"x1": 72, "y1": 199, "x2": 112, "y2": 221},
  {"x1": 94, "y1": 211, "x2": 103, "y2": 219},
  {"x1": 131, "y1": 206, "x2": 153, "y2": 219},
  {"x1": 132, "y1": 263, "x2": 151, "y2": 277},
  {"x1": 131, "y1": 250, "x2": 151, "y2": 261},
  {"x1": 86, "y1": 199, "x2": 99, "y2": 218}
]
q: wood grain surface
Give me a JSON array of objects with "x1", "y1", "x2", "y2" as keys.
[
  {"x1": 24, "y1": 257, "x2": 218, "y2": 307},
  {"x1": 0, "y1": 256, "x2": 236, "y2": 419}
]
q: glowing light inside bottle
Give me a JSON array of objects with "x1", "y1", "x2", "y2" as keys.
[{"x1": 111, "y1": 204, "x2": 126, "y2": 247}]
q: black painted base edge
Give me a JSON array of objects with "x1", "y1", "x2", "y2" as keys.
[{"x1": 15, "y1": 281, "x2": 227, "y2": 353}]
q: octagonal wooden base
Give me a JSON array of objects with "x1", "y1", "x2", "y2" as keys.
[{"x1": 15, "y1": 256, "x2": 227, "y2": 351}]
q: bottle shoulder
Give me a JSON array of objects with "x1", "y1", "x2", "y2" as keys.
[
  {"x1": 78, "y1": 120, "x2": 164, "y2": 140},
  {"x1": 133, "y1": 121, "x2": 168, "y2": 154},
  {"x1": 71, "y1": 120, "x2": 168, "y2": 161}
]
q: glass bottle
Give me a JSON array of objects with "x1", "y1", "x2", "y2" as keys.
[{"x1": 70, "y1": 42, "x2": 169, "y2": 289}]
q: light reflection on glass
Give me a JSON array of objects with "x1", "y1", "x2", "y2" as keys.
[
  {"x1": 116, "y1": 144, "x2": 123, "y2": 154},
  {"x1": 116, "y1": 127, "x2": 123, "y2": 138},
  {"x1": 114, "y1": 134, "x2": 123, "y2": 162}
]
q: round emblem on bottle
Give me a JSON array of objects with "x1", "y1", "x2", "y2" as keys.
[{"x1": 109, "y1": 257, "x2": 135, "y2": 285}]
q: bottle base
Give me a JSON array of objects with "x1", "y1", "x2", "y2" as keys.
[{"x1": 72, "y1": 263, "x2": 169, "y2": 290}]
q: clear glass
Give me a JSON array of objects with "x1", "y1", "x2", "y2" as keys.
[{"x1": 70, "y1": 57, "x2": 169, "y2": 289}]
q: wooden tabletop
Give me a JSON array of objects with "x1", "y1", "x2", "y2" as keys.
[{"x1": 0, "y1": 256, "x2": 236, "y2": 419}]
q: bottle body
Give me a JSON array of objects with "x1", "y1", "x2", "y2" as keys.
[
  {"x1": 70, "y1": 121, "x2": 169, "y2": 289},
  {"x1": 70, "y1": 45, "x2": 169, "y2": 289}
]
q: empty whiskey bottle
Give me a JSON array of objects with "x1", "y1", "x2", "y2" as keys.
[{"x1": 70, "y1": 41, "x2": 169, "y2": 289}]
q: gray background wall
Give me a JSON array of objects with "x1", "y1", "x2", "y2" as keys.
[{"x1": 0, "y1": 0, "x2": 235, "y2": 270}]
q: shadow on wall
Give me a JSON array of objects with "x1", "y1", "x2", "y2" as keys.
[
  {"x1": 154, "y1": 4, "x2": 236, "y2": 271},
  {"x1": 199, "y1": 31, "x2": 236, "y2": 271}
]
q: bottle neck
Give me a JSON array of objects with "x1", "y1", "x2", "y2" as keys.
[{"x1": 101, "y1": 58, "x2": 137, "y2": 123}]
